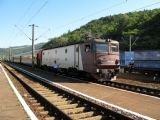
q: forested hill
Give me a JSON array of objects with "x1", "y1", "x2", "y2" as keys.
[
  {"x1": 42, "y1": 9, "x2": 160, "y2": 50},
  {"x1": 0, "y1": 43, "x2": 44, "y2": 59}
]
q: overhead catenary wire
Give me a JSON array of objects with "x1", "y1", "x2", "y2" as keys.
[
  {"x1": 11, "y1": 1, "x2": 37, "y2": 43},
  {"x1": 55, "y1": 0, "x2": 128, "y2": 30},
  {"x1": 17, "y1": 0, "x2": 36, "y2": 26},
  {"x1": 55, "y1": 0, "x2": 160, "y2": 30},
  {"x1": 35, "y1": 28, "x2": 51, "y2": 40},
  {"x1": 134, "y1": 1, "x2": 160, "y2": 11},
  {"x1": 24, "y1": 0, "x2": 49, "y2": 27},
  {"x1": 9, "y1": 0, "x2": 49, "y2": 49},
  {"x1": 14, "y1": 25, "x2": 31, "y2": 40}
]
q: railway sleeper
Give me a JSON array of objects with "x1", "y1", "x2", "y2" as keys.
[
  {"x1": 37, "y1": 106, "x2": 45, "y2": 111},
  {"x1": 41, "y1": 93, "x2": 60, "y2": 97},
  {"x1": 70, "y1": 111, "x2": 95, "y2": 119},
  {"x1": 36, "y1": 89, "x2": 57, "y2": 93},
  {"x1": 37, "y1": 91, "x2": 57, "y2": 95},
  {"x1": 32, "y1": 102, "x2": 41, "y2": 106},
  {"x1": 30, "y1": 99, "x2": 38, "y2": 103},
  {"x1": 28, "y1": 96, "x2": 36, "y2": 100},
  {"x1": 47, "y1": 98, "x2": 67, "y2": 103},
  {"x1": 33, "y1": 86, "x2": 49, "y2": 91},
  {"x1": 44, "y1": 94, "x2": 65, "y2": 99},
  {"x1": 45, "y1": 95, "x2": 69, "y2": 101},
  {"x1": 58, "y1": 103, "x2": 79, "y2": 110},
  {"x1": 39, "y1": 111, "x2": 49, "y2": 115},
  {"x1": 52, "y1": 100, "x2": 73, "y2": 106},
  {"x1": 63, "y1": 107, "x2": 89, "y2": 115},
  {"x1": 33, "y1": 85, "x2": 50, "y2": 89},
  {"x1": 44, "y1": 117, "x2": 56, "y2": 120},
  {"x1": 31, "y1": 84, "x2": 46, "y2": 87}
]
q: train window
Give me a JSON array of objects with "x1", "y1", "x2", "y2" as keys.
[
  {"x1": 76, "y1": 46, "x2": 79, "y2": 52},
  {"x1": 85, "y1": 45, "x2": 90, "y2": 52},
  {"x1": 96, "y1": 44, "x2": 108, "y2": 52},
  {"x1": 111, "y1": 43, "x2": 118, "y2": 52},
  {"x1": 65, "y1": 48, "x2": 67, "y2": 53}
]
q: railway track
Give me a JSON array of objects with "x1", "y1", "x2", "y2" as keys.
[
  {"x1": 96, "y1": 80, "x2": 160, "y2": 98},
  {"x1": 7, "y1": 62, "x2": 160, "y2": 98},
  {"x1": 4, "y1": 63, "x2": 131, "y2": 120}
]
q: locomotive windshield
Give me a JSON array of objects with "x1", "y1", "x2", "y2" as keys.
[{"x1": 96, "y1": 43, "x2": 109, "y2": 52}]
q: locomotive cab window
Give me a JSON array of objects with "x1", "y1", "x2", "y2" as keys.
[
  {"x1": 111, "y1": 43, "x2": 119, "y2": 52},
  {"x1": 85, "y1": 45, "x2": 91, "y2": 52},
  {"x1": 96, "y1": 43, "x2": 108, "y2": 52}
]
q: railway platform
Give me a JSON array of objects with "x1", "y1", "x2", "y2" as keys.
[{"x1": 0, "y1": 64, "x2": 35, "y2": 120}]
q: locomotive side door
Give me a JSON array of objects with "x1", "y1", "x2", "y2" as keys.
[{"x1": 74, "y1": 44, "x2": 79, "y2": 70}]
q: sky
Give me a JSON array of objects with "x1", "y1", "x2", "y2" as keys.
[{"x1": 0, "y1": 0, "x2": 160, "y2": 48}]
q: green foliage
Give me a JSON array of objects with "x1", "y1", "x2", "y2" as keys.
[{"x1": 43, "y1": 9, "x2": 160, "y2": 50}]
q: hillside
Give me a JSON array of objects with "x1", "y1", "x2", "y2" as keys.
[
  {"x1": 0, "y1": 43, "x2": 44, "y2": 59},
  {"x1": 42, "y1": 9, "x2": 160, "y2": 50}
]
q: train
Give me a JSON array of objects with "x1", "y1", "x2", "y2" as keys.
[
  {"x1": 120, "y1": 50, "x2": 160, "y2": 75},
  {"x1": 11, "y1": 38, "x2": 120, "y2": 81},
  {"x1": 12, "y1": 50, "x2": 40, "y2": 66}
]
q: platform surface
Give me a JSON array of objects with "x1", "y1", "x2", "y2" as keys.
[{"x1": 0, "y1": 65, "x2": 29, "y2": 120}]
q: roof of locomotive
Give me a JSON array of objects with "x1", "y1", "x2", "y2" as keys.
[
  {"x1": 93, "y1": 38, "x2": 119, "y2": 44},
  {"x1": 43, "y1": 38, "x2": 119, "y2": 50}
]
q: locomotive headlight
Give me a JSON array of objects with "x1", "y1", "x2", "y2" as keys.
[
  {"x1": 96, "y1": 69, "x2": 99, "y2": 72},
  {"x1": 106, "y1": 60, "x2": 114, "y2": 63}
]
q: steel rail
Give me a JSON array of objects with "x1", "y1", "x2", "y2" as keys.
[
  {"x1": 7, "y1": 62, "x2": 160, "y2": 97},
  {"x1": 96, "y1": 80, "x2": 160, "y2": 97}
]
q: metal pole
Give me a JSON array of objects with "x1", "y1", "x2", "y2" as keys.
[
  {"x1": 129, "y1": 35, "x2": 132, "y2": 52},
  {"x1": 29, "y1": 24, "x2": 38, "y2": 68},
  {"x1": 32, "y1": 24, "x2": 35, "y2": 68}
]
